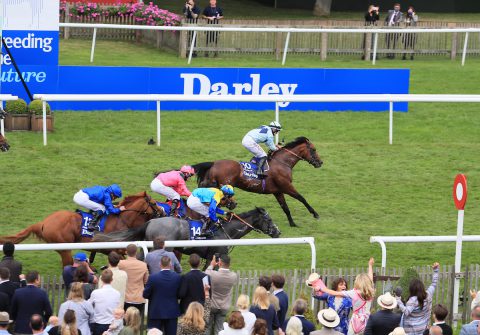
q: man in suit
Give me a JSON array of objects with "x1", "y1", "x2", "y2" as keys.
[
  {"x1": 460, "y1": 305, "x2": 480, "y2": 335},
  {"x1": 178, "y1": 253, "x2": 208, "y2": 314},
  {"x1": 145, "y1": 236, "x2": 182, "y2": 274},
  {"x1": 282, "y1": 299, "x2": 315, "y2": 335},
  {"x1": 0, "y1": 242, "x2": 22, "y2": 283},
  {"x1": 143, "y1": 256, "x2": 181, "y2": 335},
  {"x1": 423, "y1": 304, "x2": 452, "y2": 335},
  {"x1": 311, "y1": 308, "x2": 343, "y2": 335},
  {"x1": 272, "y1": 274, "x2": 289, "y2": 327},
  {"x1": 0, "y1": 267, "x2": 26, "y2": 312},
  {"x1": 384, "y1": 3, "x2": 403, "y2": 59},
  {"x1": 10, "y1": 271, "x2": 52, "y2": 334},
  {"x1": 364, "y1": 292, "x2": 401, "y2": 335}
]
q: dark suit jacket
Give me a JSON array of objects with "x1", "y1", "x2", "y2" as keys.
[
  {"x1": 143, "y1": 269, "x2": 181, "y2": 319},
  {"x1": 0, "y1": 256, "x2": 22, "y2": 282},
  {"x1": 275, "y1": 290, "x2": 289, "y2": 326},
  {"x1": 364, "y1": 309, "x2": 402, "y2": 335},
  {"x1": 11, "y1": 285, "x2": 53, "y2": 334},
  {"x1": 422, "y1": 322, "x2": 453, "y2": 335},
  {"x1": 0, "y1": 291, "x2": 9, "y2": 312},
  {"x1": 385, "y1": 10, "x2": 403, "y2": 25},
  {"x1": 178, "y1": 269, "x2": 208, "y2": 314}
]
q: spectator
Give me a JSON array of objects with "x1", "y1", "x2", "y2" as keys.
[
  {"x1": 314, "y1": 277, "x2": 351, "y2": 335},
  {"x1": 272, "y1": 274, "x2": 288, "y2": 329},
  {"x1": 250, "y1": 287, "x2": 279, "y2": 335},
  {"x1": 422, "y1": 305, "x2": 452, "y2": 335},
  {"x1": 0, "y1": 267, "x2": 26, "y2": 309},
  {"x1": 63, "y1": 253, "x2": 97, "y2": 295},
  {"x1": 177, "y1": 284, "x2": 211, "y2": 335},
  {"x1": 143, "y1": 256, "x2": 181, "y2": 335},
  {"x1": 104, "y1": 308, "x2": 124, "y2": 335},
  {"x1": 118, "y1": 307, "x2": 141, "y2": 335},
  {"x1": 282, "y1": 299, "x2": 315, "y2": 335},
  {"x1": 219, "y1": 311, "x2": 248, "y2": 335},
  {"x1": 459, "y1": 305, "x2": 480, "y2": 335},
  {"x1": 202, "y1": 0, "x2": 223, "y2": 57},
  {"x1": 58, "y1": 282, "x2": 94, "y2": 335},
  {"x1": 145, "y1": 236, "x2": 182, "y2": 275},
  {"x1": 388, "y1": 328, "x2": 406, "y2": 335},
  {"x1": 179, "y1": 253, "x2": 209, "y2": 314},
  {"x1": 252, "y1": 319, "x2": 268, "y2": 335},
  {"x1": 89, "y1": 269, "x2": 121, "y2": 335},
  {"x1": 10, "y1": 271, "x2": 52, "y2": 335},
  {"x1": 99, "y1": 252, "x2": 128, "y2": 308},
  {"x1": 30, "y1": 314, "x2": 48, "y2": 335},
  {"x1": 311, "y1": 308, "x2": 343, "y2": 335},
  {"x1": 285, "y1": 316, "x2": 303, "y2": 335},
  {"x1": 0, "y1": 291, "x2": 8, "y2": 313},
  {"x1": 258, "y1": 276, "x2": 279, "y2": 313},
  {"x1": 396, "y1": 263, "x2": 439, "y2": 335},
  {"x1": 183, "y1": 0, "x2": 201, "y2": 58},
  {"x1": 235, "y1": 294, "x2": 256, "y2": 334},
  {"x1": 71, "y1": 264, "x2": 96, "y2": 300},
  {"x1": 206, "y1": 254, "x2": 238, "y2": 335},
  {"x1": 364, "y1": 292, "x2": 401, "y2": 335},
  {"x1": 48, "y1": 309, "x2": 81, "y2": 335},
  {"x1": 45, "y1": 316, "x2": 59, "y2": 333},
  {"x1": 402, "y1": 6, "x2": 418, "y2": 60},
  {"x1": 147, "y1": 329, "x2": 162, "y2": 335},
  {"x1": 428, "y1": 326, "x2": 442, "y2": 335},
  {"x1": 0, "y1": 242, "x2": 22, "y2": 283},
  {"x1": 118, "y1": 244, "x2": 148, "y2": 318},
  {"x1": 0, "y1": 311, "x2": 12, "y2": 335},
  {"x1": 365, "y1": 5, "x2": 380, "y2": 25},
  {"x1": 385, "y1": 3, "x2": 403, "y2": 59},
  {"x1": 470, "y1": 290, "x2": 480, "y2": 310},
  {"x1": 315, "y1": 258, "x2": 375, "y2": 335}
]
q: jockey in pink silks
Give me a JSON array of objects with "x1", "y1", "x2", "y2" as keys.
[{"x1": 150, "y1": 165, "x2": 195, "y2": 216}]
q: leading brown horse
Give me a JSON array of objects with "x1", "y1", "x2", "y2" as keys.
[
  {"x1": 193, "y1": 137, "x2": 323, "y2": 227},
  {"x1": 0, "y1": 191, "x2": 163, "y2": 266}
]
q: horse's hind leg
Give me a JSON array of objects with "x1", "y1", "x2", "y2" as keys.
[
  {"x1": 89, "y1": 252, "x2": 97, "y2": 264},
  {"x1": 57, "y1": 250, "x2": 73, "y2": 267},
  {"x1": 274, "y1": 193, "x2": 297, "y2": 227}
]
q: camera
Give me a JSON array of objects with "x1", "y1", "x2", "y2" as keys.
[{"x1": 214, "y1": 253, "x2": 220, "y2": 262}]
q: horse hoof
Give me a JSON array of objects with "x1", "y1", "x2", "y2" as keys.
[
  {"x1": 313, "y1": 212, "x2": 320, "y2": 219},
  {"x1": 289, "y1": 222, "x2": 298, "y2": 228}
]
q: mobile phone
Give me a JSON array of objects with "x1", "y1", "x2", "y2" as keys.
[{"x1": 214, "y1": 253, "x2": 220, "y2": 262}]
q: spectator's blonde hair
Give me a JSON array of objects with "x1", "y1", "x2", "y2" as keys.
[
  {"x1": 285, "y1": 316, "x2": 303, "y2": 335},
  {"x1": 124, "y1": 307, "x2": 141, "y2": 335},
  {"x1": 67, "y1": 282, "x2": 84, "y2": 301},
  {"x1": 181, "y1": 302, "x2": 205, "y2": 331},
  {"x1": 252, "y1": 286, "x2": 270, "y2": 310},
  {"x1": 354, "y1": 273, "x2": 375, "y2": 300},
  {"x1": 236, "y1": 294, "x2": 250, "y2": 310}
]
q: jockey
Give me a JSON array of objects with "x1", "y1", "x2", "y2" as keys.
[
  {"x1": 186, "y1": 185, "x2": 235, "y2": 235},
  {"x1": 73, "y1": 184, "x2": 126, "y2": 231},
  {"x1": 150, "y1": 165, "x2": 195, "y2": 216},
  {"x1": 242, "y1": 121, "x2": 282, "y2": 177}
]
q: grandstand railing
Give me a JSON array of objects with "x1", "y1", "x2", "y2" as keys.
[
  {"x1": 33, "y1": 93, "x2": 480, "y2": 147},
  {"x1": 0, "y1": 95, "x2": 19, "y2": 137},
  {"x1": 59, "y1": 23, "x2": 480, "y2": 66}
]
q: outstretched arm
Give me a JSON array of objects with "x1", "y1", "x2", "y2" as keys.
[{"x1": 368, "y1": 257, "x2": 374, "y2": 282}]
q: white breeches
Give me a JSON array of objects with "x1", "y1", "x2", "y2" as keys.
[
  {"x1": 73, "y1": 191, "x2": 105, "y2": 213},
  {"x1": 150, "y1": 178, "x2": 180, "y2": 201},
  {"x1": 186, "y1": 195, "x2": 209, "y2": 217},
  {"x1": 242, "y1": 135, "x2": 267, "y2": 158}
]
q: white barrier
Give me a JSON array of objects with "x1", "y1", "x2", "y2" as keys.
[
  {"x1": 60, "y1": 23, "x2": 480, "y2": 66},
  {"x1": 0, "y1": 95, "x2": 19, "y2": 136},
  {"x1": 34, "y1": 93, "x2": 480, "y2": 147}
]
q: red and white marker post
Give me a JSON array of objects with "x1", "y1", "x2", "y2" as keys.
[{"x1": 452, "y1": 174, "x2": 467, "y2": 325}]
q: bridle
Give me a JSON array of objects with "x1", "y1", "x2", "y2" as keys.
[
  {"x1": 121, "y1": 195, "x2": 162, "y2": 219},
  {"x1": 278, "y1": 140, "x2": 320, "y2": 166}
]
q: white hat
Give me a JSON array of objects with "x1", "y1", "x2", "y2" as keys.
[
  {"x1": 377, "y1": 292, "x2": 398, "y2": 310},
  {"x1": 389, "y1": 328, "x2": 406, "y2": 335},
  {"x1": 317, "y1": 308, "x2": 340, "y2": 328},
  {"x1": 306, "y1": 273, "x2": 320, "y2": 286}
]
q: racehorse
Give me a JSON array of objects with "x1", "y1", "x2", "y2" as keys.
[
  {"x1": 0, "y1": 192, "x2": 163, "y2": 266},
  {"x1": 193, "y1": 137, "x2": 323, "y2": 227},
  {"x1": 93, "y1": 207, "x2": 280, "y2": 267}
]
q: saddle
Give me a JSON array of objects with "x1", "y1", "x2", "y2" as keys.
[
  {"x1": 156, "y1": 199, "x2": 187, "y2": 218},
  {"x1": 240, "y1": 157, "x2": 269, "y2": 180},
  {"x1": 76, "y1": 210, "x2": 107, "y2": 237}
]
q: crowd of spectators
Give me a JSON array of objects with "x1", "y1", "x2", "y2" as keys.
[{"x1": 1, "y1": 242, "x2": 480, "y2": 335}]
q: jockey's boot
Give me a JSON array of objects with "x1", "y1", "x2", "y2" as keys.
[
  {"x1": 87, "y1": 210, "x2": 103, "y2": 231},
  {"x1": 256, "y1": 157, "x2": 267, "y2": 178},
  {"x1": 198, "y1": 218, "x2": 215, "y2": 238},
  {"x1": 170, "y1": 199, "x2": 179, "y2": 217}
]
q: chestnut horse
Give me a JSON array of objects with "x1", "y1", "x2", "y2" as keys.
[
  {"x1": 0, "y1": 192, "x2": 163, "y2": 266},
  {"x1": 193, "y1": 137, "x2": 323, "y2": 227}
]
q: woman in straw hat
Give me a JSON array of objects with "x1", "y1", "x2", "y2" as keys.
[{"x1": 311, "y1": 308, "x2": 343, "y2": 335}]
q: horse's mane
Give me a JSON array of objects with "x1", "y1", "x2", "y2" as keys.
[
  {"x1": 283, "y1": 136, "x2": 310, "y2": 149},
  {"x1": 235, "y1": 207, "x2": 264, "y2": 219},
  {"x1": 120, "y1": 191, "x2": 147, "y2": 206}
]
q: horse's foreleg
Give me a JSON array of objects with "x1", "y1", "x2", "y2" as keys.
[
  {"x1": 89, "y1": 252, "x2": 97, "y2": 264},
  {"x1": 273, "y1": 193, "x2": 297, "y2": 227},
  {"x1": 286, "y1": 190, "x2": 320, "y2": 220}
]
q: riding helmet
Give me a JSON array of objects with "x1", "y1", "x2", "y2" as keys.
[
  {"x1": 221, "y1": 185, "x2": 235, "y2": 196},
  {"x1": 269, "y1": 121, "x2": 282, "y2": 130},
  {"x1": 109, "y1": 184, "x2": 123, "y2": 198},
  {"x1": 180, "y1": 165, "x2": 195, "y2": 175}
]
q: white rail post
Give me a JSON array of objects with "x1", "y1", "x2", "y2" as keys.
[
  {"x1": 156, "y1": 100, "x2": 161, "y2": 146},
  {"x1": 42, "y1": 100, "x2": 47, "y2": 146},
  {"x1": 452, "y1": 209, "x2": 464, "y2": 327},
  {"x1": 90, "y1": 27, "x2": 97, "y2": 63},
  {"x1": 0, "y1": 101, "x2": 4, "y2": 137},
  {"x1": 461, "y1": 31, "x2": 469, "y2": 67},
  {"x1": 275, "y1": 102, "x2": 279, "y2": 144},
  {"x1": 282, "y1": 32, "x2": 291, "y2": 66},
  {"x1": 372, "y1": 33, "x2": 379, "y2": 65},
  {"x1": 187, "y1": 31, "x2": 197, "y2": 65},
  {"x1": 389, "y1": 100, "x2": 393, "y2": 145}
]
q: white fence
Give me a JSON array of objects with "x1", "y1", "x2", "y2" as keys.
[
  {"x1": 34, "y1": 93, "x2": 480, "y2": 147},
  {"x1": 59, "y1": 23, "x2": 480, "y2": 66},
  {"x1": 0, "y1": 94, "x2": 19, "y2": 136}
]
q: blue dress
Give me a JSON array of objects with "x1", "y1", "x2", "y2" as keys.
[{"x1": 315, "y1": 293, "x2": 352, "y2": 335}]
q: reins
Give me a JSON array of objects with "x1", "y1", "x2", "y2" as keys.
[{"x1": 231, "y1": 213, "x2": 262, "y2": 233}]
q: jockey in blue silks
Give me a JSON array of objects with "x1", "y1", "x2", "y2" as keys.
[
  {"x1": 73, "y1": 184, "x2": 126, "y2": 231},
  {"x1": 242, "y1": 121, "x2": 282, "y2": 177}
]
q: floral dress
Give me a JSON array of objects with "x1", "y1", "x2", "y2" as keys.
[{"x1": 315, "y1": 293, "x2": 352, "y2": 335}]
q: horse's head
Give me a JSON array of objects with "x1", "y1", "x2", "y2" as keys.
[
  {"x1": 221, "y1": 196, "x2": 237, "y2": 210},
  {"x1": 304, "y1": 140, "x2": 323, "y2": 168},
  {"x1": 120, "y1": 191, "x2": 164, "y2": 219},
  {"x1": 0, "y1": 135, "x2": 10, "y2": 152},
  {"x1": 252, "y1": 207, "x2": 281, "y2": 238},
  {"x1": 283, "y1": 137, "x2": 323, "y2": 168}
]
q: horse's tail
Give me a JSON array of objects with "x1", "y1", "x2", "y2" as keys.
[
  {"x1": 93, "y1": 222, "x2": 150, "y2": 243},
  {"x1": 192, "y1": 162, "x2": 214, "y2": 186},
  {"x1": 0, "y1": 222, "x2": 43, "y2": 244}
]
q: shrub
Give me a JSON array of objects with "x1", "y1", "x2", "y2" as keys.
[
  {"x1": 28, "y1": 100, "x2": 52, "y2": 115},
  {"x1": 5, "y1": 99, "x2": 28, "y2": 114},
  {"x1": 396, "y1": 267, "x2": 420, "y2": 302}
]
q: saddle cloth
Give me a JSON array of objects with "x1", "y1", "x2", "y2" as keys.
[
  {"x1": 156, "y1": 199, "x2": 187, "y2": 217},
  {"x1": 240, "y1": 157, "x2": 269, "y2": 180},
  {"x1": 77, "y1": 211, "x2": 107, "y2": 238}
]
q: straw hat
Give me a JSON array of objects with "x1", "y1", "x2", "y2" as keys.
[
  {"x1": 377, "y1": 292, "x2": 398, "y2": 310},
  {"x1": 389, "y1": 327, "x2": 406, "y2": 335},
  {"x1": 317, "y1": 308, "x2": 340, "y2": 328},
  {"x1": 306, "y1": 273, "x2": 320, "y2": 286},
  {"x1": 0, "y1": 312, "x2": 12, "y2": 326}
]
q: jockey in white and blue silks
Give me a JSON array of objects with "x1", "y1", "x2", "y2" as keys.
[
  {"x1": 242, "y1": 121, "x2": 282, "y2": 176},
  {"x1": 73, "y1": 184, "x2": 126, "y2": 231}
]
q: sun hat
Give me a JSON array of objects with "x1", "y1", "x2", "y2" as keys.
[
  {"x1": 0, "y1": 312, "x2": 12, "y2": 325},
  {"x1": 389, "y1": 328, "x2": 406, "y2": 335},
  {"x1": 377, "y1": 292, "x2": 398, "y2": 310},
  {"x1": 306, "y1": 273, "x2": 320, "y2": 286},
  {"x1": 317, "y1": 308, "x2": 340, "y2": 328},
  {"x1": 73, "y1": 252, "x2": 88, "y2": 262}
]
